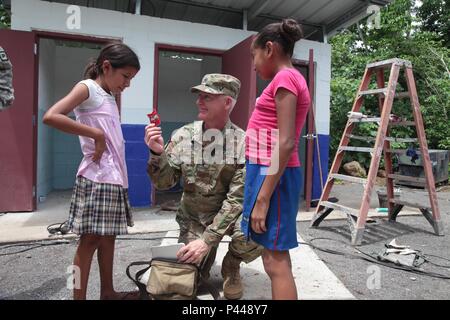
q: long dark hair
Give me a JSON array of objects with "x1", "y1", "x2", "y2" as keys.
[
  {"x1": 84, "y1": 42, "x2": 140, "y2": 80},
  {"x1": 253, "y1": 18, "x2": 303, "y2": 57}
]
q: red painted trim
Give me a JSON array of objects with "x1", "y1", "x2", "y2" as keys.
[
  {"x1": 35, "y1": 30, "x2": 114, "y2": 44},
  {"x1": 32, "y1": 31, "x2": 39, "y2": 211},
  {"x1": 273, "y1": 183, "x2": 281, "y2": 250}
]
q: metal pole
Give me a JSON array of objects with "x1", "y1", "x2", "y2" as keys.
[
  {"x1": 243, "y1": 9, "x2": 248, "y2": 30},
  {"x1": 135, "y1": 0, "x2": 142, "y2": 15}
]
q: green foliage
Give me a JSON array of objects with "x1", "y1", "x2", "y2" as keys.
[
  {"x1": 417, "y1": 0, "x2": 450, "y2": 47},
  {"x1": 0, "y1": 3, "x2": 10, "y2": 29},
  {"x1": 329, "y1": 0, "x2": 450, "y2": 171}
]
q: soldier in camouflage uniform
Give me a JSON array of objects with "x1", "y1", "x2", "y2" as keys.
[
  {"x1": 145, "y1": 74, "x2": 263, "y2": 300},
  {"x1": 0, "y1": 46, "x2": 14, "y2": 111}
]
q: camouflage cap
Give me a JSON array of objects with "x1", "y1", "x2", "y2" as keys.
[{"x1": 191, "y1": 73, "x2": 241, "y2": 100}]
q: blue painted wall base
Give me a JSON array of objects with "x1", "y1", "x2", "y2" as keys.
[
  {"x1": 312, "y1": 134, "x2": 329, "y2": 200},
  {"x1": 122, "y1": 124, "x2": 152, "y2": 207}
]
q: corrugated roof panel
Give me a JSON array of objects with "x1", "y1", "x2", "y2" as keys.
[
  {"x1": 38, "y1": 0, "x2": 392, "y2": 39},
  {"x1": 315, "y1": 0, "x2": 366, "y2": 24}
]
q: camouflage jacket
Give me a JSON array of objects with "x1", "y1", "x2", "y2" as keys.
[
  {"x1": 147, "y1": 120, "x2": 246, "y2": 247},
  {"x1": 0, "y1": 47, "x2": 14, "y2": 111}
]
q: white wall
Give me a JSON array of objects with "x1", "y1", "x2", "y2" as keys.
[
  {"x1": 293, "y1": 39, "x2": 331, "y2": 136},
  {"x1": 158, "y1": 53, "x2": 221, "y2": 123},
  {"x1": 12, "y1": 0, "x2": 331, "y2": 133},
  {"x1": 54, "y1": 45, "x2": 99, "y2": 102}
]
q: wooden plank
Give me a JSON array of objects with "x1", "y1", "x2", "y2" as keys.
[
  {"x1": 346, "y1": 134, "x2": 374, "y2": 142},
  {"x1": 348, "y1": 117, "x2": 381, "y2": 123},
  {"x1": 330, "y1": 174, "x2": 367, "y2": 184},
  {"x1": 339, "y1": 146, "x2": 373, "y2": 153},
  {"x1": 385, "y1": 149, "x2": 422, "y2": 154},
  {"x1": 358, "y1": 88, "x2": 387, "y2": 96},
  {"x1": 346, "y1": 134, "x2": 417, "y2": 143},
  {"x1": 389, "y1": 121, "x2": 416, "y2": 126},
  {"x1": 385, "y1": 137, "x2": 418, "y2": 143},
  {"x1": 389, "y1": 198, "x2": 431, "y2": 210},
  {"x1": 367, "y1": 58, "x2": 412, "y2": 69},
  {"x1": 320, "y1": 201, "x2": 359, "y2": 217},
  {"x1": 388, "y1": 174, "x2": 426, "y2": 183},
  {"x1": 394, "y1": 92, "x2": 410, "y2": 99}
]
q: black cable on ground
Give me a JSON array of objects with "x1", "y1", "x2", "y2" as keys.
[
  {"x1": 2, "y1": 232, "x2": 450, "y2": 280},
  {"x1": 0, "y1": 240, "x2": 72, "y2": 256},
  {"x1": 299, "y1": 237, "x2": 450, "y2": 280},
  {"x1": 47, "y1": 220, "x2": 70, "y2": 235}
]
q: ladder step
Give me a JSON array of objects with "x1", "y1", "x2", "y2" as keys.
[
  {"x1": 346, "y1": 134, "x2": 417, "y2": 143},
  {"x1": 348, "y1": 117, "x2": 381, "y2": 123},
  {"x1": 386, "y1": 149, "x2": 421, "y2": 155},
  {"x1": 389, "y1": 121, "x2": 416, "y2": 126},
  {"x1": 394, "y1": 92, "x2": 410, "y2": 99},
  {"x1": 388, "y1": 174, "x2": 426, "y2": 183},
  {"x1": 389, "y1": 198, "x2": 431, "y2": 210},
  {"x1": 367, "y1": 58, "x2": 412, "y2": 69},
  {"x1": 358, "y1": 88, "x2": 387, "y2": 96},
  {"x1": 330, "y1": 174, "x2": 367, "y2": 184},
  {"x1": 339, "y1": 146, "x2": 373, "y2": 153},
  {"x1": 386, "y1": 137, "x2": 418, "y2": 143},
  {"x1": 320, "y1": 201, "x2": 359, "y2": 217}
]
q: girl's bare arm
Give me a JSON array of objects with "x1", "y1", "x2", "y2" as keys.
[{"x1": 43, "y1": 83, "x2": 106, "y2": 162}]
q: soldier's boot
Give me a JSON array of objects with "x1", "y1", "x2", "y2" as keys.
[{"x1": 221, "y1": 252, "x2": 243, "y2": 300}]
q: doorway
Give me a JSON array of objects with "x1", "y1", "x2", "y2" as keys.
[
  {"x1": 153, "y1": 45, "x2": 223, "y2": 206},
  {"x1": 36, "y1": 35, "x2": 110, "y2": 211}
]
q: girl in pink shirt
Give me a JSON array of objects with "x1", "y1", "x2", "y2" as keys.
[
  {"x1": 43, "y1": 43, "x2": 140, "y2": 300},
  {"x1": 242, "y1": 19, "x2": 310, "y2": 300}
]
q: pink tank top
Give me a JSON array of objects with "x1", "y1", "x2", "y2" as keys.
[
  {"x1": 73, "y1": 79, "x2": 128, "y2": 188},
  {"x1": 246, "y1": 68, "x2": 311, "y2": 167}
]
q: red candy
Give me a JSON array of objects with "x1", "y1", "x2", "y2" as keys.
[{"x1": 147, "y1": 111, "x2": 161, "y2": 126}]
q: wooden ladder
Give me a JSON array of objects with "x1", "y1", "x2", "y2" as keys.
[{"x1": 310, "y1": 58, "x2": 444, "y2": 245}]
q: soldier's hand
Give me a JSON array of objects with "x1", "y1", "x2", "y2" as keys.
[
  {"x1": 250, "y1": 198, "x2": 269, "y2": 234},
  {"x1": 176, "y1": 239, "x2": 210, "y2": 265},
  {"x1": 145, "y1": 123, "x2": 164, "y2": 155}
]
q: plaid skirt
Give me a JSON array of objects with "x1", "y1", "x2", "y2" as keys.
[{"x1": 68, "y1": 176, "x2": 134, "y2": 236}]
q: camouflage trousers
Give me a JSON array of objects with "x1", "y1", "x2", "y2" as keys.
[
  {"x1": 177, "y1": 214, "x2": 263, "y2": 278},
  {"x1": 0, "y1": 47, "x2": 14, "y2": 111}
]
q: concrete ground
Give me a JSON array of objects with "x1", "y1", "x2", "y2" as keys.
[
  {"x1": 0, "y1": 189, "x2": 354, "y2": 300},
  {"x1": 298, "y1": 182, "x2": 450, "y2": 300},
  {"x1": 0, "y1": 182, "x2": 449, "y2": 300}
]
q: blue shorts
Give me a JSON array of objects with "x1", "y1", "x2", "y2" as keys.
[{"x1": 241, "y1": 160, "x2": 302, "y2": 251}]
